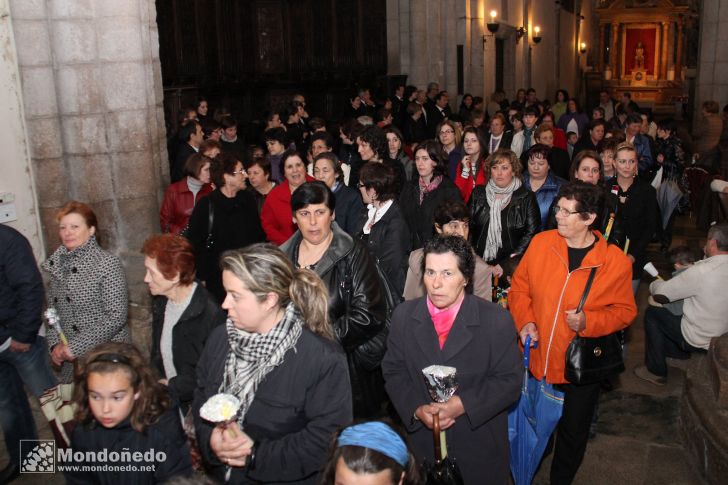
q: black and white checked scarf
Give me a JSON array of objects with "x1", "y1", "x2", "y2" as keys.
[{"x1": 221, "y1": 302, "x2": 302, "y2": 425}]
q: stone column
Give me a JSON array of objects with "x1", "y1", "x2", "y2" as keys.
[
  {"x1": 661, "y1": 22, "x2": 669, "y2": 79},
  {"x1": 409, "y1": 0, "x2": 428, "y2": 88},
  {"x1": 599, "y1": 23, "x2": 606, "y2": 72},
  {"x1": 694, "y1": 0, "x2": 728, "y2": 122},
  {"x1": 676, "y1": 18, "x2": 684, "y2": 80},
  {"x1": 9, "y1": 0, "x2": 168, "y2": 349},
  {"x1": 611, "y1": 22, "x2": 619, "y2": 77}
]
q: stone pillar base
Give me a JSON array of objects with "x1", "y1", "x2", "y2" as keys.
[{"x1": 680, "y1": 336, "x2": 728, "y2": 484}]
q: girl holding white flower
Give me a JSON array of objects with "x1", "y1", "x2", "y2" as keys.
[{"x1": 192, "y1": 243, "x2": 352, "y2": 484}]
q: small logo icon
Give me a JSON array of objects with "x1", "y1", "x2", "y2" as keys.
[{"x1": 20, "y1": 440, "x2": 55, "y2": 473}]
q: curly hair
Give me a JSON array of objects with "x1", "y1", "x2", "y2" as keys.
[
  {"x1": 421, "y1": 235, "x2": 475, "y2": 288},
  {"x1": 486, "y1": 148, "x2": 523, "y2": 178},
  {"x1": 73, "y1": 342, "x2": 170, "y2": 433},
  {"x1": 555, "y1": 181, "x2": 605, "y2": 230},
  {"x1": 358, "y1": 125, "x2": 388, "y2": 161}
]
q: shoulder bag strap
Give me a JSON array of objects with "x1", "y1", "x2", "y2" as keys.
[{"x1": 576, "y1": 267, "x2": 597, "y2": 313}]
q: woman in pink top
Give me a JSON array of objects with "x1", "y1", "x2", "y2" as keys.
[{"x1": 382, "y1": 235, "x2": 521, "y2": 484}]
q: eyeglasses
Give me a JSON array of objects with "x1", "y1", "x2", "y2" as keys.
[
  {"x1": 231, "y1": 170, "x2": 246, "y2": 176},
  {"x1": 440, "y1": 129, "x2": 455, "y2": 135},
  {"x1": 552, "y1": 206, "x2": 583, "y2": 216}
]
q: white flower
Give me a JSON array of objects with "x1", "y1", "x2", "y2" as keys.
[{"x1": 199, "y1": 393, "x2": 241, "y2": 423}]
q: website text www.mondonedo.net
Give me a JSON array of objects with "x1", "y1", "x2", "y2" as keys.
[{"x1": 56, "y1": 463, "x2": 156, "y2": 473}]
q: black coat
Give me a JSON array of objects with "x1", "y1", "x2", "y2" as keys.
[
  {"x1": 193, "y1": 325, "x2": 352, "y2": 484},
  {"x1": 150, "y1": 284, "x2": 226, "y2": 412},
  {"x1": 172, "y1": 143, "x2": 197, "y2": 183},
  {"x1": 425, "y1": 104, "x2": 450, "y2": 138},
  {"x1": 280, "y1": 223, "x2": 388, "y2": 418},
  {"x1": 356, "y1": 201, "x2": 411, "y2": 297},
  {"x1": 186, "y1": 189, "x2": 266, "y2": 303},
  {"x1": 399, "y1": 177, "x2": 463, "y2": 249},
  {"x1": 66, "y1": 407, "x2": 192, "y2": 484},
  {"x1": 0, "y1": 224, "x2": 44, "y2": 345},
  {"x1": 382, "y1": 296, "x2": 522, "y2": 485},
  {"x1": 404, "y1": 116, "x2": 428, "y2": 145},
  {"x1": 469, "y1": 185, "x2": 541, "y2": 265},
  {"x1": 616, "y1": 179, "x2": 658, "y2": 278},
  {"x1": 333, "y1": 183, "x2": 365, "y2": 236},
  {"x1": 548, "y1": 147, "x2": 572, "y2": 180}
]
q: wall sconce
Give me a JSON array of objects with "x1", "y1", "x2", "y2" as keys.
[
  {"x1": 487, "y1": 10, "x2": 499, "y2": 33},
  {"x1": 482, "y1": 10, "x2": 499, "y2": 48},
  {"x1": 580, "y1": 42, "x2": 587, "y2": 54},
  {"x1": 516, "y1": 26, "x2": 527, "y2": 44},
  {"x1": 532, "y1": 26, "x2": 542, "y2": 44}
]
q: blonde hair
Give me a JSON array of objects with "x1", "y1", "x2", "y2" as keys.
[
  {"x1": 220, "y1": 244, "x2": 333, "y2": 340},
  {"x1": 615, "y1": 141, "x2": 637, "y2": 158}
]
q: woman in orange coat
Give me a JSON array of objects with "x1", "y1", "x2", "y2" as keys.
[{"x1": 509, "y1": 181, "x2": 636, "y2": 485}]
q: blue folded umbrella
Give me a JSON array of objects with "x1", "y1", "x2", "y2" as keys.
[{"x1": 508, "y1": 336, "x2": 565, "y2": 485}]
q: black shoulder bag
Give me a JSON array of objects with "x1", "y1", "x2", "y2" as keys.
[{"x1": 565, "y1": 267, "x2": 625, "y2": 385}]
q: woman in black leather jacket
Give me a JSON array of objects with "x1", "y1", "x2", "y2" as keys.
[
  {"x1": 280, "y1": 182, "x2": 388, "y2": 419},
  {"x1": 469, "y1": 148, "x2": 541, "y2": 275}
]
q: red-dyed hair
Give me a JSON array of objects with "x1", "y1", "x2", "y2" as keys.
[
  {"x1": 56, "y1": 201, "x2": 98, "y2": 230},
  {"x1": 141, "y1": 234, "x2": 196, "y2": 285},
  {"x1": 56, "y1": 201, "x2": 100, "y2": 244}
]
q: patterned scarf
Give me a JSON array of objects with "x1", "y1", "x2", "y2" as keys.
[
  {"x1": 221, "y1": 302, "x2": 302, "y2": 425},
  {"x1": 418, "y1": 175, "x2": 443, "y2": 204},
  {"x1": 483, "y1": 177, "x2": 522, "y2": 261}
]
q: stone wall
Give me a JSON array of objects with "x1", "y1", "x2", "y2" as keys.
[
  {"x1": 385, "y1": 0, "x2": 585, "y2": 108},
  {"x1": 9, "y1": 0, "x2": 168, "y2": 351},
  {"x1": 695, "y1": 0, "x2": 728, "y2": 120},
  {"x1": 680, "y1": 336, "x2": 728, "y2": 484}
]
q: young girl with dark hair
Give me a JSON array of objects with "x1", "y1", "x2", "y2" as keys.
[
  {"x1": 320, "y1": 421, "x2": 420, "y2": 485},
  {"x1": 66, "y1": 342, "x2": 192, "y2": 484}
]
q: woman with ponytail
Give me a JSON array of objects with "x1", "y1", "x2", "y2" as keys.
[{"x1": 192, "y1": 243, "x2": 352, "y2": 484}]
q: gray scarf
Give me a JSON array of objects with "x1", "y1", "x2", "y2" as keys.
[
  {"x1": 483, "y1": 177, "x2": 522, "y2": 261},
  {"x1": 222, "y1": 302, "x2": 302, "y2": 425}
]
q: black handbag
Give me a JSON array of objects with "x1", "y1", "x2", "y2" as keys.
[{"x1": 565, "y1": 268, "x2": 625, "y2": 385}]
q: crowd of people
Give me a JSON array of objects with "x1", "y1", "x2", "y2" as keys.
[{"x1": 2, "y1": 83, "x2": 728, "y2": 485}]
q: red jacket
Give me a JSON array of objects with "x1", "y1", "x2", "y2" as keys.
[
  {"x1": 454, "y1": 159, "x2": 488, "y2": 203},
  {"x1": 160, "y1": 179, "x2": 213, "y2": 234},
  {"x1": 509, "y1": 230, "x2": 637, "y2": 384},
  {"x1": 261, "y1": 176, "x2": 315, "y2": 245}
]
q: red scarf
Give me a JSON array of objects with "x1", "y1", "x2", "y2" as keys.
[{"x1": 426, "y1": 293, "x2": 465, "y2": 349}]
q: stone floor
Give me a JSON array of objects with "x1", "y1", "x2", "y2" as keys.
[
  {"x1": 0, "y1": 215, "x2": 711, "y2": 485},
  {"x1": 533, "y1": 214, "x2": 707, "y2": 485}
]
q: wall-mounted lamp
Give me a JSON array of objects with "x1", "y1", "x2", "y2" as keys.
[
  {"x1": 580, "y1": 42, "x2": 587, "y2": 54},
  {"x1": 487, "y1": 10, "x2": 499, "y2": 33},
  {"x1": 516, "y1": 26, "x2": 527, "y2": 44},
  {"x1": 532, "y1": 26, "x2": 542, "y2": 44},
  {"x1": 482, "y1": 10, "x2": 499, "y2": 48}
]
